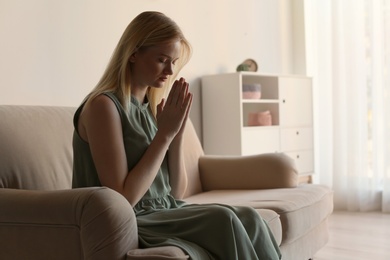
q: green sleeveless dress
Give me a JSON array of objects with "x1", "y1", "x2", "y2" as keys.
[{"x1": 72, "y1": 92, "x2": 281, "y2": 260}]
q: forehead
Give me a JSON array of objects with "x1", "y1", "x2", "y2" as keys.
[{"x1": 146, "y1": 40, "x2": 182, "y2": 57}]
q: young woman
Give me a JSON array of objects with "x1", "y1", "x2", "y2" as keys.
[{"x1": 72, "y1": 11, "x2": 281, "y2": 260}]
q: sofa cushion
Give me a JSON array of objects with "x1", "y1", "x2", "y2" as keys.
[
  {"x1": 0, "y1": 105, "x2": 75, "y2": 190},
  {"x1": 184, "y1": 184, "x2": 333, "y2": 245},
  {"x1": 254, "y1": 209, "x2": 282, "y2": 245},
  {"x1": 182, "y1": 120, "x2": 204, "y2": 198}
]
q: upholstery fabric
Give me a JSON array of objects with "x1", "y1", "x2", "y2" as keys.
[
  {"x1": 198, "y1": 153, "x2": 298, "y2": 190},
  {"x1": 253, "y1": 209, "x2": 282, "y2": 245},
  {"x1": 0, "y1": 187, "x2": 138, "y2": 260},
  {"x1": 182, "y1": 120, "x2": 204, "y2": 198},
  {"x1": 185, "y1": 184, "x2": 333, "y2": 245},
  {"x1": 280, "y1": 218, "x2": 330, "y2": 260},
  {"x1": 0, "y1": 105, "x2": 75, "y2": 190},
  {"x1": 0, "y1": 105, "x2": 333, "y2": 260}
]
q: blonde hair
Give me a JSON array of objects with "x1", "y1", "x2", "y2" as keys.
[{"x1": 84, "y1": 11, "x2": 192, "y2": 116}]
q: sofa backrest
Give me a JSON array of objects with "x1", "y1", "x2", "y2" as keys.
[
  {"x1": 0, "y1": 105, "x2": 205, "y2": 196},
  {"x1": 0, "y1": 105, "x2": 75, "y2": 190},
  {"x1": 182, "y1": 120, "x2": 204, "y2": 197}
]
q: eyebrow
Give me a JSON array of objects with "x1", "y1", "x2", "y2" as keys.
[
  {"x1": 160, "y1": 54, "x2": 171, "y2": 58},
  {"x1": 159, "y1": 54, "x2": 179, "y2": 60}
]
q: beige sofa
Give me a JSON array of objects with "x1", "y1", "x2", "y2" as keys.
[{"x1": 0, "y1": 105, "x2": 333, "y2": 260}]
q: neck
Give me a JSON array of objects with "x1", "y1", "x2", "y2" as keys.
[{"x1": 131, "y1": 87, "x2": 149, "y2": 104}]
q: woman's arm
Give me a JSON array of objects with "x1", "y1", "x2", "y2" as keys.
[
  {"x1": 163, "y1": 80, "x2": 192, "y2": 199},
  {"x1": 168, "y1": 129, "x2": 189, "y2": 199},
  {"x1": 81, "y1": 79, "x2": 191, "y2": 206},
  {"x1": 81, "y1": 95, "x2": 172, "y2": 206}
]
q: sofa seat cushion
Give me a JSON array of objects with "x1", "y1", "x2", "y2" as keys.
[
  {"x1": 184, "y1": 184, "x2": 333, "y2": 245},
  {"x1": 253, "y1": 208, "x2": 282, "y2": 245}
]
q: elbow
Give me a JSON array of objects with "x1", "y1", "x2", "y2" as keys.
[
  {"x1": 103, "y1": 184, "x2": 140, "y2": 207},
  {"x1": 122, "y1": 189, "x2": 142, "y2": 207}
]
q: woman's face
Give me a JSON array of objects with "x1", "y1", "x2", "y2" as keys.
[{"x1": 130, "y1": 40, "x2": 181, "y2": 89}]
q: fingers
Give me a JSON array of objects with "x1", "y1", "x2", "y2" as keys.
[
  {"x1": 183, "y1": 92, "x2": 193, "y2": 118},
  {"x1": 157, "y1": 78, "x2": 192, "y2": 139},
  {"x1": 167, "y1": 78, "x2": 189, "y2": 106},
  {"x1": 165, "y1": 77, "x2": 192, "y2": 116},
  {"x1": 166, "y1": 80, "x2": 179, "y2": 105}
]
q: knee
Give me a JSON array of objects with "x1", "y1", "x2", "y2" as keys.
[
  {"x1": 206, "y1": 205, "x2": 237, "y2": 223},
  {"x1": 236, "y1": 206, "x2": 258, "y2": 218},
  {"x1": 203, "y1": 205, "x2": 263, "y2": 229},
  {"x1": 235, "y1": 206, "x2": 264, "y2": 226}
]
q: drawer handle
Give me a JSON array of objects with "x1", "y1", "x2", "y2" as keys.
[
  {"x1": 297, "y1": 155, "x2": 300, "y2": 159},
  {"x1": 296, "y1": 131, "x2": 299, "y2": 135}
]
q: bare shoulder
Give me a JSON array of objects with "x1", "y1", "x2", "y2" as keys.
[
  {"x1": 87, "y1": 94, "x2": 116, "y2": 112},
  {"x1": 78, "y1": 94, "x2": 121, "y2": 142}
]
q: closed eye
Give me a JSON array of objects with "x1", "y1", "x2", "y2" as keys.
[{"x1": 158, "y1": 54, "x2": 179, "y2": 65}]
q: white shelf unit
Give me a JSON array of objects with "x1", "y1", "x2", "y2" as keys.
[{"x1": 201, "y1": 72, "x2": 314, "y2": 176}]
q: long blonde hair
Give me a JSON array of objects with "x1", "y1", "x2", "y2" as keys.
[{"x1": 84, "y1": 11, "x2": 192, "y2": 116}]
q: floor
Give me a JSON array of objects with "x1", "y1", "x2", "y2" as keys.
[{"x1": 314, "y1": 211, "x2": 390, "y2": 260}]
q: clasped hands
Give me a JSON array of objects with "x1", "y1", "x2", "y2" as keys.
[{"x1": 156, "y1": 77, "x2": 193, "y2": 141}]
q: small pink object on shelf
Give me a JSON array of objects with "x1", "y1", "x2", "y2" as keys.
[
  {"x1": 242, "y1": 84, "x2": 261, "y2": 99},
  {"x1": 248, "y1": 110, "x2": 272, "y2": 126}
]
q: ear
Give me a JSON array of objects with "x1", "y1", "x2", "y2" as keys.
[{"x1": 129, "y1": 52, "x2": 137, "y2": 63}]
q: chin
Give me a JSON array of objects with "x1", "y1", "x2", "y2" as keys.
[{"x1": 152, "y1": 81, "x2": 166, "y2": 88}]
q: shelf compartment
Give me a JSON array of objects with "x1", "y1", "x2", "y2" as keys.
[
  {"x1": 241, "y1": 75, "x2": 279, "y2": 100},
  {"x1": 242, "y1": 103, "x2": 279, "y2": 127}
]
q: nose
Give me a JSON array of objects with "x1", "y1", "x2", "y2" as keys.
[{"x1": 163, "y1": 62, "x2": 174, "y2": 75}]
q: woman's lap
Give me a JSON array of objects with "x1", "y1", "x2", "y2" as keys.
[{"x1": 137, "y1": 203, "x2": 280, "y2": 260}]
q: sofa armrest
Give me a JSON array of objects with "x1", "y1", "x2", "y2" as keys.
[
  {"x1": 198, "y1": 153, "x2": 298, "y2": 191},
  {"x1": 0, "y1": 187, "x2": 138, "y2": 260}
]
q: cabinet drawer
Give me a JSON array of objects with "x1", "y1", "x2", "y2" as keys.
[
  {"x1": 241, "y1": 127, "x2": 280, "y2": 155},
  {"x1": 285, "y1": 150, "x2": 314, "y2": 174},
  {"x1": 281, "y1": 127, "x2": 313, "y2": 151}
]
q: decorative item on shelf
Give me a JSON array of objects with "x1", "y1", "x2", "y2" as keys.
[
  {"x1": 242, "y1": 83, "x2": 261, "y2": 99},
  {"x1": 236, "y1": 58, "x2": 258, "y2": 72},
  {"x1": 248, "y1": 110, "x2": 272, "y2": 126}
]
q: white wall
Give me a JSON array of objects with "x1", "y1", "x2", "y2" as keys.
[{"x1": 0, "y1": 0, "x2": 297, "y2": 139}]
